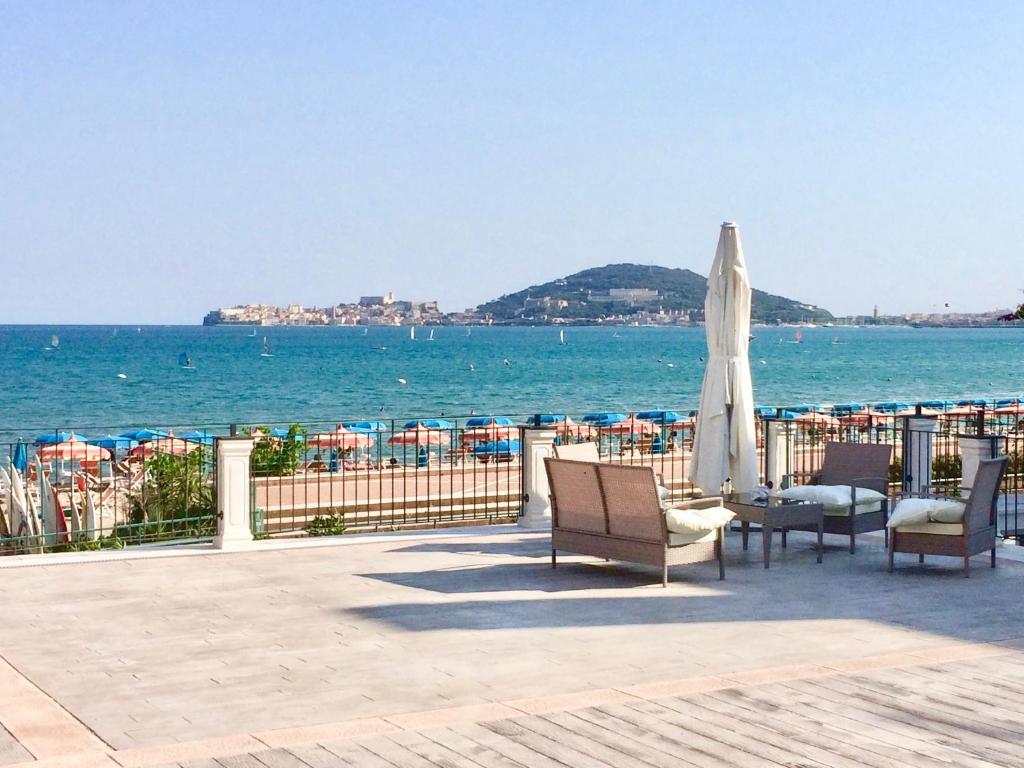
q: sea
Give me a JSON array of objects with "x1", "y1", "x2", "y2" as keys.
[{"x1": 1, "y1": 324, "x2": 1022, "y2": 439}]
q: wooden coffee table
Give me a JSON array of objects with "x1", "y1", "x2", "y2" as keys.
[{"x1": 722, "y1": 493, "x2": 824, "y2": 569}]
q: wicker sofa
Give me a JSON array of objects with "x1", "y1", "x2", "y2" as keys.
[{"x1": 544, "y1": 457, "x2": 726, "y2": 586}]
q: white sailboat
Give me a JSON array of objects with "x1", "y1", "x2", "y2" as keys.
[
  {"x1": 428, "y1": 328, "x2": 435, "y2": 341},
  {"x1": 410, "y1": 326, "x2": 416, "y2": 341},
  {"x1": 261, "y1": 337, "x2": 273, "y2": 357},
  {"x1": 44, "y1": 334, "x2": 60, "y2": 351},
  {"x1": 559, "y1": 329, "x2": 566, "y2": 345}
]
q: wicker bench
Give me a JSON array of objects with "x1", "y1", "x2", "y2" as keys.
[{"x1": 544, "y1": 458, "x2": 726, "y2": 586}]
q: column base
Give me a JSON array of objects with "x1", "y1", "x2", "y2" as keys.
[{"x1": 517, "y1": 514, "x2": 552, "y2": 530}]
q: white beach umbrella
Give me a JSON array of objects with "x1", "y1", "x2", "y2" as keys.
[{"x1": 689, "y1": 222, "x2": 759, "y2": 494}]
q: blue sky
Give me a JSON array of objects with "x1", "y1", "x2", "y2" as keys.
[{"x1": 3, "y1": 1, "x2": 1023, "y2": 323}]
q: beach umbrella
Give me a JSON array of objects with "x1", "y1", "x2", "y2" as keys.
[
  {"x1": 128, "y1": 438, "x2": 198, "y2": 458},
  {"x1": 689, "y1": 222, "x2": 758, "y2": 495},
  {"x1": 461, "y1": 426, "x2": 515, "y2": 443},
  {"x1": 401, "y1": 419, "x2": 453, "y2": 430},
  {"x1": 341, "y1": 421, "x2": 388, "y2": 433},
  {"x1": 582, "y1": 412, "x2": 627, "y2": 425},
  {"x1": 119, "y1": 428, "x2": 170, "y2": 442},
  {"x1": 526, "y1": 414, "x2": 570, "y2": 426},
  {"x1": 179, "y1": 431, "x2": 216, "y2": 445},
  {"x1": 473, "y1": 439, "x2": 521, "y2": 455},
  {"x1": 604, "y1": 417, "x2": 658, "y2": 436},
  {"x1": 388, "y1": 425, "x2": 451, "y2": 446},
  {"x1": 307, "y1": 426, "x2": 374, "y2": 449},
  {"x1": 12, "y1": 442, "x2": 28, "y2": 473},
  {"x1": 38, "y1": 438, "x2": 111, "y2": 462},
  {"x1": 785, "y1": 404, "x2": 823, "y2": 414},
  {"x1": 635, "y1": 410, "x2": 684, "y2": 423},
  {"x1": 795, "y1": 412, "x2": 841, "y2": 429},
  {"x1": 87, "y1": 434, "x2": 140, "y2": 452},
  {"x1": 465, "y1": 416, "x2": 514, "y2": 428},
  {"x1": 34, "y1": 431, "x2": 78, "y2": 445},
  {"x1": 831, "y1": 403, "x2": 865, "y2": 414}
]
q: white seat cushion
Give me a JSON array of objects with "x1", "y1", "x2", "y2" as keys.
[
  {"x1": 887, "y1": 497, "x2": 966, "y2": 528},
  {"x1": 669, "y1": 530, "x2": 719, "y2": 546},
  {"x1": 823, "y1": 500, "x2": 883, "y2": 516},
  {"x1": 664, "y1": 505, "x2": 735, "y2": 536},
  {"x1": 777, "y1": 484, "x2": 886, "y2": 508},
  {"x1": 891, "y1": 521, "x2": 964, "y2": 536}
]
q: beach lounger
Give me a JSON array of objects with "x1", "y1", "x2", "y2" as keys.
[{"x1": 545, "y1": 458, "x2": 728, "y2": 586}]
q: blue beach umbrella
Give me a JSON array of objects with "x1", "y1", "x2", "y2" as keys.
[
  {"x1": 524, "y1": 414, "x2": 569, "y2": 425},
  {"x1": 12, "y1": 442, "x2": 28, "y2": 472},
  {"x1": 918, "y1": 400, "x2": 954, "y2": 410},
  {"x1": 995, "y1": 398, "x2": 1020, "y2": 408},
  {"x1": 179, "y1": 431, "x2": 216, "y2": 445},
  {"x1": 402, "y1": 419, "x2": 453, "y2": 430},
  {"x1": 582, "y1": 412, "x2": 627, "y2": 425},
  {"x1": 119, "y1": 428, "x2": 170, "y2": 441},
  {"x1": 635, "y1": 410, "x2": 684, "y2": 423},
  {"x1": 34, "y1": 431, "x2": 76, "y2": 445},
  {"x1": 473, "y1": 439, "x2": 521, "y2": 455},
  {"x1": 341, "y1": 421, "x2": 388, "y2": 433},
  {"x1": 831, "y1": 403, "x2": 865, "y2": 414},
  {"x1": 956, "y1": 399, "x2": 987, "y2": 407},
  {"x1": 465, "y1": 416, "x2": 514, "y2": 427},
  {"x1": 785, "y1": 404, "x2": 823, "y2": 414},
  {"x1": 87, "y1": 434, "x2": 140, "y2": 451},
  {"x1": 872, "y1": 402, "x2": 911, "y2": 412}
]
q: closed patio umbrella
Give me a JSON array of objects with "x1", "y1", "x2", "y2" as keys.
[{"x1": 689, "y1": 222, "x2": 758, "y2": 494}]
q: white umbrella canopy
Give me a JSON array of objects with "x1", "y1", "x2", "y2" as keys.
[{"x1": 689, "y1": 222, "x2": 759, "y2": 494}]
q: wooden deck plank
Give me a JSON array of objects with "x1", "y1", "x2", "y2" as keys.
[
  {"x1": 693, "y1": 689, "x2": 909, "y2": 768},
  {"x1": 216, "y1": 755, "x2": 268, "y2": 768},
  {"x1": 354, "y1": 734, "x2": 439, "y2": 768},
  {"x1": 251, "y1": 749, "x2": 311, "y2": 768},
  {"x1": 573, "y1": 705, "x2": 743, "y2": 768},
  {"x1": 542, "y1": 710, "x2": 700, "y2": 768},
  {"x1": 319, "y1": 737, "x2": 402, "y2": 768},
  {"x1": 418, "y1": 726, "x2": 530, "y2": 768},
  {"x1": 809, "y1": 675, "x2": 1024, "y2": 767},
  {"x1": 447, "y1": 723, "x2": 568, "y2": 768},
  {"x1": 782, "y1": 679, "x2": 1010, "y2": 768},
  {"x1": 513, "y1": 711, "x2": 671, "y2": 768},
  {"x1": 641, "y1": 694, "x2": 859, "y2": 768},
  {"x1": 484, "y1": 718, "x2": 621, "y2": 768},
  {"x1": 276, "y1": 743, "x2": 351, "y2": 767},
  {"x1": 388, "y1": 729, "x2": 491, "y2": 768}
]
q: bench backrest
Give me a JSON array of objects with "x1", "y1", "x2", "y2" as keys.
[{"x1": 545, "y1": 458, "x2": 664, "y2": 543}]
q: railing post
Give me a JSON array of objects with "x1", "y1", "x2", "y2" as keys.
[
  {"x1": 519, "y1": 426, "x2": 557, "y2": 529},
  {"x1": 764, "y1": 418, "x2": 794, "y2": 489},
  {"x1": 959, "y1": 435, "x2": 1001, "y2": 499},
  {"x1": 214, "y1": 436, "x2": 255, "y2": 549},
  {"x1": 902, "y1": 415, "x2": 937, "y2": 497}
]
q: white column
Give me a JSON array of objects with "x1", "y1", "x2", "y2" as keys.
[
  {"x1": 960, "y1": 436, "x2": 1000, "y2": 498},
  {"x1": 214, "y1": 437, "x2": 255, "y2": 550},
  {"x1": 764, "y1": 420, "x2": 794, "y2": 489},
  {"x1": 519, "y1": 428, "x2": 557, "y2": 529},
  {"x1": 902, "y1": 416, "x2": 937, "y2": 496}
]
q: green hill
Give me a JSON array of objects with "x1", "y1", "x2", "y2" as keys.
[{"x1": 475, "y1": 263, "x2": 832, "y2": 324}]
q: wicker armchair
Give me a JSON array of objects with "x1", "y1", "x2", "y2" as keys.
[
  {"x1": 888, "y1": 455, "x2": 1007, "y2": 577},
  {"x1": 785, "y1": 442, "x2": 893, "y2": 554}
]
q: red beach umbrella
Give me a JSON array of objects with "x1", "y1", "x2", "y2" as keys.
[
  {"x1": 307, "y1": 426, "x2": 374, "y2": 449},
  {"x1": 37, "y1": 437, "x2": 111, "y2": 461},
  {"x1": 388, "y1": 425, "x2": 451, "y2": 446}
]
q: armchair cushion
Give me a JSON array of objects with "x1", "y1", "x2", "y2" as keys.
[
  {"x1": 777, "y1": 484, "x2": 886, "y2": 508},
  {"x1": 887, "y1": 497, "x2": 966, "y2": 529},
  {"x1": 823, "y1": 500, "x2": 883, "y2": 516},
  {"x1": 889, "y1": 521, "x2": 964, "y2": 536},
  {"x1": 664, "y1": 505, "x2": 734, "y2": 535}
]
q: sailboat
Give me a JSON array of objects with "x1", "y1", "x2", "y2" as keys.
[
  {"x1": 261, "y1": 337, "x2": 273, "y2": 357},
  {"x1": 363, "y1": 327, "x2": 369, "y2": 336},
  {"x1": 428, "y1": 328, "x2": 435, "y2": 341},
  {"x1": 410, "y1": 326, "x2": 416, "y2": 341},
  {"x1": 559, "y1": 329, "x2": 566, "y2": 345},
  {"x1": 44, "y1": 334, "x2": 60, "y2": 351},
  {"x1": 249, "y1": 327, "x2": 258, "y2": 337},
  {"x1": 178, "y1": 352, "x2": 196, "y2": 369},
  {"x1": 466, "y1": 327, "x2": 472, "y2": 337},
  {"x1": 791, "y1": 330, "x2": 803, "y2": 344}
]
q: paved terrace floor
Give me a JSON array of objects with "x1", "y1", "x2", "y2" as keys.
[{"x1": 1, "y1": 526, "x2": 1024, "y2": 767}]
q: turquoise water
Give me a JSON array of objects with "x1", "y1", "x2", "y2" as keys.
[{"x1": 1, "y1": 325, "x2": 1022, "y2": 437}]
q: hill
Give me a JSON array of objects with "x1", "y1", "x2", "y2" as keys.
[{"x1": 474, "y1": 263, "x2": 833, "y2": 324}]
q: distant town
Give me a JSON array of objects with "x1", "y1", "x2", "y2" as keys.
[{"x1": 202, "y1": 294, "x2": 1017, "y2": 329}]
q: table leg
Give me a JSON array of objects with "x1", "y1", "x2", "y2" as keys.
[
  {"x1": 816, "y1": 518, "x2": 824, "y2": 563},
  {"x1": 781, "y1": 528, "x2": 787, "y2": 549},
  {"x1": 762, "y1": 523, "x2": 773, "y2": 569},
  {"x1": 741, "y1": 521, "x2": 749, "y2": 551}
]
